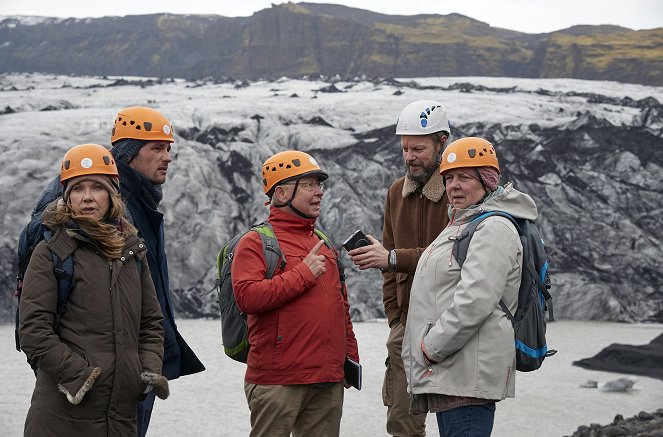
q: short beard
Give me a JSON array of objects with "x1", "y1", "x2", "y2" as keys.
[{"x1": 406, "y1": 164, "x2": 438, "y2": 186}]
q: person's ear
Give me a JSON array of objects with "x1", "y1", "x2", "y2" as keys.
[{"x1": 274, "y1": 185, "x2": 287, "y2": 203}]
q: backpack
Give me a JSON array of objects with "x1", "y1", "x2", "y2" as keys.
[
  {"x1": 452, "y1": 211, "x2": 556, "y2": 372},
  {"x1": 215, "y1": 222, "x2": 343, "y2": 363}
]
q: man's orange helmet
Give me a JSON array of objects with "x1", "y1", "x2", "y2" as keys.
[
  {"x1": 261, "y1": 151, "x2": 328, "y2": 196},
  {"x1": 111, "y1": 106, "x2": 174, "y2": 144}
]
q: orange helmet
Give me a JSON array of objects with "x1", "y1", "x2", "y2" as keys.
[
  {"x1": 61, "y1": 144, "x2": 119, "y2": 184},
  {"x1": 111, "y1": 106, "x2": 174, "y2": 144},
  {"x1": 261, "y1": 150, "x2": 328, "y2": 196},
  {"x1": 440, "y1": 137, "x2": 500, "y2": 175}
]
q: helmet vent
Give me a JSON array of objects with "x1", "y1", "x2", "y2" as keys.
[
  {"x1": 130, "y1": 120, "x2": 135, "y2": 125},
  {"x1": 122, "y1": 121, "x2": 127, "y2": 126},
  {"x1": 292, "y1": 159, "x2": 301, "y2": 167},
  {"x1": 103, "y1": 156, "x2": 110, "y2": 165},
  {"x1": 136, "y1": 125, "x2": 141, "y2": 130},
  {"x1": 468, "y1": 149, "x2": 476, "y2": 158},
  {"x1": 144, "y1": 122, "x2": 153, "y2": 131},
  {"x1": 63, "y1": 160, "x2": 70, "y2": 170},
  {"x1": 286, "y1": 164, "x2": 291, "y2": 169}
]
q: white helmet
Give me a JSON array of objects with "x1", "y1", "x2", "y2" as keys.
[{"x1": 396, "y1": 100, "x2": 450, "y2": 136}]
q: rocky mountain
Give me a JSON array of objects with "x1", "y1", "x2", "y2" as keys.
[
  {"x1": 1, "y1": 2, "x2": 662, "y2": 85},
  {"x1": 0, "y1": 72, "x2": 662, "y2": 325}
]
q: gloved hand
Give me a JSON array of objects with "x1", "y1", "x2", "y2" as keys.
[
  {"x1": 57, "y1": 367, "x2": 102, "y2": 405},
  {"x1": 140, "y1": 372, "x2": 170, "y2": 400}
]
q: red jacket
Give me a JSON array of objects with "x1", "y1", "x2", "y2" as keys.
[{"x1": 232, "y1": 207, "x2": 359, "y2": 385}]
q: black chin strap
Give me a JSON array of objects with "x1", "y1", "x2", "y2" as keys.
[{"x1": 273, "y1": 180, "x2": 316, "y2": 219}]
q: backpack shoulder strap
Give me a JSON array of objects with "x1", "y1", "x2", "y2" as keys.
[
  {"x1": 43, "y1": 229, "x2": 75, "y2": 335},
  {"x1": 451, "y1": 211, "x2": 522, "y2": 268},
  {"x1": 451, "y1": 211, "x2": 523, "y2": 320},
  {"x1": 252, "y1": 222, "x2": 286, "y2": 279},
  {"x1": 313, "y1": 228, "x2": 347, "y2": 294}
]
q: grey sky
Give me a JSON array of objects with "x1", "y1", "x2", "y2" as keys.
[{"x1": 0, "y1": 0, "x2": 661, "y2": 33}]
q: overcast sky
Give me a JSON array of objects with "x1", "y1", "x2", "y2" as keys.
[{"x1": 0, "y1": 0, "x2": 661, "y2": 33}]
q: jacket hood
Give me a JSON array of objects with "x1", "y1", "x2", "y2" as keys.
[{"x1": 449, "y1": 183, "x2": 538, "y2": 223}]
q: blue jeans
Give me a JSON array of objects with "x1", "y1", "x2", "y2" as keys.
[{"x1": 436, "y1": 403, "x2": 496, "y2": 437}]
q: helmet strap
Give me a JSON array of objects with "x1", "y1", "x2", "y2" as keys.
[{"x1": 434, "y1": 132, "x2": 447, "y2": 166}]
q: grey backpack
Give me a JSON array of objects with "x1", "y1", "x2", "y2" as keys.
[{"x1": 452, "y1": 211, "x2": 556, "y2": 372}]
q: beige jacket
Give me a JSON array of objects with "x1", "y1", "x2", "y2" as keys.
[{"x1": 403, "y1": 184, "x2": 537, "y2": 400}]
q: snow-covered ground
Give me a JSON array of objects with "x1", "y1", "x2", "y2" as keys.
[{"x1": 1, "y1": 320, "x2": 662, "y2": 437}]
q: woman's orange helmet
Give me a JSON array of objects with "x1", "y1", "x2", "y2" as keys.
[
  {"x1": 111, "y1": 106, "x2": 174, "y2": 145},
  {"x1": 440, "y1": 137, "x2": 500, "y2": 175},
  {"x1": 60, "y1": 144, "x2": 119, "y2": 184},
  {"x1": 262, "y1": 150, "x2": 328, "y2": 196}
]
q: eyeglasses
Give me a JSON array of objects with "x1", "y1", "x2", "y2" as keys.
[{"x1": 282, "y1": 180, "x2": 325, "y2": 192}]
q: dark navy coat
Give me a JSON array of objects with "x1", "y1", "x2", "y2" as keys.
[{"x1": 117, "y1": 160, "x2": 205, "y2": 379}]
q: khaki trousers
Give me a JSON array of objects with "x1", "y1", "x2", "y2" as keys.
[
  {"x1": 383, "y1": 322, "x2": 427, "y2": 437},
  {"x1": 244, "y1": 382, "x2": 344, "y2": 437}
]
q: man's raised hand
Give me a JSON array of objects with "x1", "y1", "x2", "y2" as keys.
[{"x1": 303, "y1": 240, "x2": 327, "y2": 278}]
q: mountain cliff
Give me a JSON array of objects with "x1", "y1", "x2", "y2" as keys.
[
  {"x1": 0, "y1": 73, "x2": 661, "y2": 324},
  {"x1": 1, "y1": 2, "x2": 662, "y2": 85}
]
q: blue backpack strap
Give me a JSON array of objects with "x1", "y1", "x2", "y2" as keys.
[
  {"x1": 451, "y1": 211, "x2": 523, "y2": 320},
  {"x1": 451, "y1": 211, "x2": 523, "y2": 263}
]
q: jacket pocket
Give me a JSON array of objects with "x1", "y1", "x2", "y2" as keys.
[
  {"x1": 382, "y1": 357, "x2": 394, "y2": 406},
  {"x1": 395, "y1": 273, "x2": 408, "y2": 309}
]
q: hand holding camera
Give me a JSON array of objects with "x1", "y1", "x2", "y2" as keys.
[{"x1": 343, "y1": 230, "x2": 389, "y2": 271}]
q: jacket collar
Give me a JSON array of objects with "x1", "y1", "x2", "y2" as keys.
[
  {"x1": 268, "y1": 206, "x2": 317, "y2": 235},
  {"x1": 45, "y1": 227, "x2": 78, "y2": 260},
  {"x1": 402, "y1": 171, "x2": 445, "y2": 202}
]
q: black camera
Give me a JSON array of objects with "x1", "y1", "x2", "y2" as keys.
[{"x1": 342, "y1": 230, "x2": 370, "y2": 252}]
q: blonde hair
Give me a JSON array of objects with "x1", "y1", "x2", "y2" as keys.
[{"x1": 43, "y1": 190, "x2": 137, "y2": 260}]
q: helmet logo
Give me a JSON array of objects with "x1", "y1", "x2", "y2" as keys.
[
  {"x1": 447, "y1": 152, "x2": 457, "y2": 164},
  {"x1": 419, "y1": 106, "x2": 440, "y2": 128},
  {"x1": 309, "y1": 157, "x2": 318, "y2": 166},
  {"x1": 420, "y1": 111, "x2": 428, "y2": 128},
  {"x1": 163, "y1": 125, "x2": 171, "y2": 135},
  {"x1": 80, "y1": 158, "x2": 93, "y2": 169}
]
